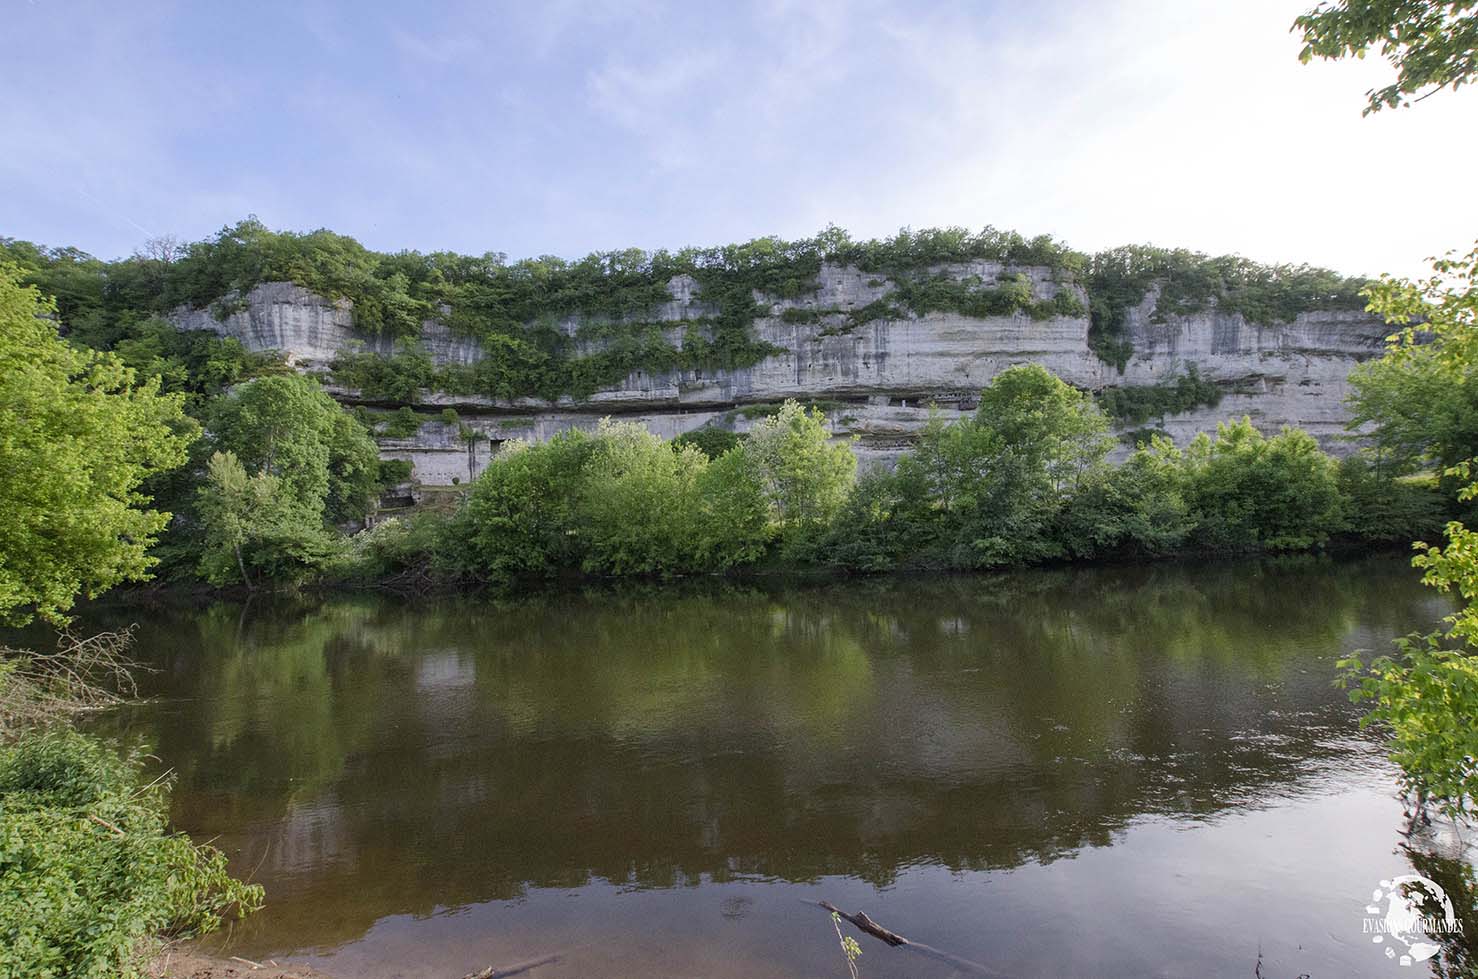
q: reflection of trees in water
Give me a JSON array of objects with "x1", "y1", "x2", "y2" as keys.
[
  {"x1": 1402, "y1": 835, "x2": 1478, "y2": 979},
  {"x1": 82, "y1": 555, "x2": 1453, "y2": 952}
]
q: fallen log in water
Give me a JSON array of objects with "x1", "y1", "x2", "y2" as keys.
[
  {"x1": 807, "y1": 900, "x2": 1007, "y2": 977},
  {"x1": 458, "y1": 950, "x2": 562, "y2": 979}
]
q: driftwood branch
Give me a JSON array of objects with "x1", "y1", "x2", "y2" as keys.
[
  {"x1": 817, "y1": 900, "x2": 906, "y2": 946},
  {"x1": 459, "y1": 951, "x2": 562, "y2": 979},
  {"x1": 807, "y1": 900, "x2": 1007, "y2": 977}
]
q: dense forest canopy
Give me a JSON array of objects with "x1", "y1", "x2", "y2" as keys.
[{"x1": 1, "y1": 218, "x2": 1372, "y2": 399}]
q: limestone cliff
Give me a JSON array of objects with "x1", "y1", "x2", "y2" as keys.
[{"x1": 171, "y1": 264, "x2": 1387, "y2": 486}]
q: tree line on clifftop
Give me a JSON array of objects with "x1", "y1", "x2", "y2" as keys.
[{"x1": 3, "y1": 217, "x2": 1369, "y2": 402}]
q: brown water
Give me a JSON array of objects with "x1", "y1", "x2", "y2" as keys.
[{"x1": 77, "y1": 556, "x2": 1473, "y2": 977}]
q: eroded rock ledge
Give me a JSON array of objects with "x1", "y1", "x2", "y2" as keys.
[{"x1": 171, "y1": 264, "x2": 1387, "y2": 486}]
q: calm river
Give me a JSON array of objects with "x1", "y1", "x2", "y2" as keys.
[{"x1": 71, "y1": 555, "x2": 1476, "y2": 977}]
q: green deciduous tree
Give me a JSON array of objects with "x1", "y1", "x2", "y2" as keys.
[
  {"x1": 691, "y1": 447, "x2": 772, "y2": 569},
  {"x1": 194, "y1": 452, "x2": 335, "y2": 587},
  {"x1": 975, "y1": 363, "x2": 1114, "y2": 495},
  {"x1": 671, "y1": 426, "x2": 743, "y2": 460},
  {"x1": 1350, "y1": 245, "x2": 1478, "y2": 478},
  {"x1": 1340, "y1": 248, "x2": 1478, "y2": 816},
  {"x1": 207, "y1": 373, "x2": 380, "y2": 526},
  {"x1": 742, "y1": 401, "x2": 856, "y2": 544},
  {"x1": 1061, "y1": 437, "x2": 1195, "y2": 559},
  {"x1": 1181, "y1": 419, "x2": 1345, "y2": 552},
  {"x1": 1297, "y1": 0, "x2": 1478, "y2": 816},
  {"x1": 0, "y1": 265, "x2": 192, "y2": 624},
  {"x1": 1295, "y1": 0, "x2": 1478, "y2": 113},
  {"x1": 819, "y1": 461, "x2": 941, "y2": 571},
  {"x1": 453, "y1": 420, "x2": 776, "y2": 581},
  {"x1": 326, "y1": 409, "x2": 383, "y2": 523},
  {"x1": 453, "y1": 433, "x2": 593, "y2": 581},
  {"x1": 909, "y1": 365, "x2": 1113, "y2": 567},
  {"x1": 577, "y1": 420, "x2": 708, "y2": 575}
]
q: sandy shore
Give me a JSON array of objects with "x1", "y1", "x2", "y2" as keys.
[{"x1": 148, "y1": 947, "x2": 336, "y2": 979}]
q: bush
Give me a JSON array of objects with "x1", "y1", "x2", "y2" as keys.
[
  {"x1": 743, "y1": 402, "x2": 856, "y2": 550},
  {"x1": 1096, "y1": 366, "x2": 1222, "y2": 425},
  {"x1": 817, "y1": 462, "x2": 941, "y2": 571},
  {"x1": 1086, "y1": 245, "x2": 1368, "y2": 369},
  {"x1": 1335, "y1": 456, "x2": 1450, "y2": 543},
  {"x1": 377, "y1": 458, "x2": 414, "y2": 487},
  {"x1": 377, "y1": 406, "x2": 424, "y2": 439},
  {"x1": 328, "y1": 346, "x2": 434, "y2": 403},
  {"x1": 451, "y1": 419, "x2": 781, "y2": 581},
  {"x1": 577, "y1": 422, "x2": 710, "y2": 575},
  {"x1": 331, "y1": 512, "x2": 452, "y2": 582},
  {"x1": 0, "y1": 730, "x2": 263, "y2": 978},
  {"x1": 1060, "y1": 439, "x2": 1194, "y2": 559},
  {"x1": 1182, "y1": 419, "x2": 1344, "y2": 552},
  {"x1": 671, "y1": 427, "x2": 742, "y2": 460},
  {"x1": 450, "y1": 433, "x2": 594, "y2": 580}
]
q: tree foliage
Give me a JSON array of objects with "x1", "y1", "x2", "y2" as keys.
[
  {"x1": 7, "y1": 217, "x2": 1373, "y2": 406},
  {"x1": 1350, "y1": 244, "x2": 1478, "y2": 477},
  {"x1": 449, "y1": 410, "x2": 840, "y2": 581},
  {"x1": 194, "y1": 452, "x2": 335, "y2": 587},
  {"x1": 1340, "y1": 247, "x2": 1478, "y2": 816},
  {"x1": 0, "y1": 265, "x2": 192, "y2": 625},
  {"x1": 671, "y1": 427, "x2": 743, "y2": 460},
  {"x1": 1086, "y1": 245, "x2": 1369, "y2": 369},
  {"x1": 742, "y1": 402, "x2": 857, "y2": 541},
  {"x1": 1295, "y1": 0, "x2": 1478, "y2": 113},
  {"x1": 1180, "y1": 420, "x2": 1345, "y2": 552},
  {"x1": 206, "y1": 373, "x2": 380, "y2": 526},
  {"x1": 1096, "y1": 366, "x2": 1222, "y2": 425}
]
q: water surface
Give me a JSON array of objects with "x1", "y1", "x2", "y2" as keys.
[{"x1": 78, "y1": 556, "x2": 1469, "y2": 976}]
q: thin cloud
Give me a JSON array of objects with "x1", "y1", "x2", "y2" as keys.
[{"x1": 1, "y1": 0, "x2": 1473, "y2": 278}]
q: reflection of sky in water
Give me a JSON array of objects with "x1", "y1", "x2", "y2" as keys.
[
  {"x1": 282, "y1": 780, "x2": 1415, "y2": 978},
  {"x1": 70, "y1": 555, "x2": 1466, "y2": 977},
  {"x1": 414, "y1": 649, "x2": 476, "y2": 691}
]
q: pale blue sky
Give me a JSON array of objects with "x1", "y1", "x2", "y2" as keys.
[{"x1": 5, "y1": 0, "x2": 1475, "y2": 277}]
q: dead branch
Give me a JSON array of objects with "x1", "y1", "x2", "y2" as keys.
[
  {"x1": 807, "y1": 900, "x2": 1007, "y2": 977},
  {"x1": 1, "y1": 627, "x2": 145, "y2": 732},
  {"x1": 458, "y1": 951, "x2": 562, "y2": 979}
]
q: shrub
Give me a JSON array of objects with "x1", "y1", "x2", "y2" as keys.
[
  {"x1": 377, "y1": 406, "x2": 423, "y2": 439},
  {"x1": 742, "y1": 402, "x2": 856, "y2": 551},
  {"x1": 451, "y1": 433, "x2": 594, "y2": 580},
  {"x1": 577, "y1": 421, "x2": 709, "y2": 575},
  {"x1": 332, "y1": 512, "x2": 451, "y2": 582},
  {"x1": 1096, "y1": 366, "x2": 1222, "y2": 425},
  {"x1": 1182, "y1": 419, "x2": 1344, "y2": 551},
  {"x1": 671, "y1": 427, "x2": 742, "y2": 460},
  {"x1": 1060, "y1": 438, "x2": 1194, "y2": 558},
  {"x1": 0, "y1": 730, "x2": 263, "y2": 979},
  {"x1": 377, "y1": 458, "x2": 414, "y2": 486},
  {"x1": 817, "y1": 462, "x2": 941, "y2": 571},
  {"x1": 1335, "y1": 456, "x2": 1449, "y2": 543}
]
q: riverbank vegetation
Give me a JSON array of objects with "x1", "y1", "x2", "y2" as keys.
[
  {"x1": 1339, "y1": 243, "x2": 1478, "y2": 820},
  {"x1": 1298, "y1": 0, "x2": 1478, "y2": 825},
  {"x1": 326, "y1": 365, "x2": 1448, "y2": 587},
  {"x1": 0, "y1": 266, "x2": 262, "y2": 977}
]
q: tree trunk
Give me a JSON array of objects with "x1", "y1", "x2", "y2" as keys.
[{"x1": 235, "y1": 544, "x2": 253, "y2": 591}]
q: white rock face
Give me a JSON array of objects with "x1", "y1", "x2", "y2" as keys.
[{"x1": 171, "y1": 265, "x2": 1388, "y2": 486}]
